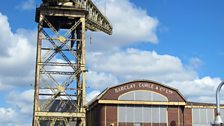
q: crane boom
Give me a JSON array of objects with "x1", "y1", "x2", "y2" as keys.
[{"x1": 38, "y1": 0, "x2": 113, "y2": 35}]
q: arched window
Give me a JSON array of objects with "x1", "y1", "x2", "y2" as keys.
[
  {"x1": 118, "y1": 90, "x2": 168, "y2": 102},
  {"x1": 118, "y1": 90, "x2": 168, "y2": 125}
]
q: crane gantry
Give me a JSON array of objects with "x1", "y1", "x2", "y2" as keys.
[{"x1": 32, "y1": 0, "x2": 112, "y2": 125}]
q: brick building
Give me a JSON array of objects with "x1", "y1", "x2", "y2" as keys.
[{"x1": 87, "y1": 80, "x2": 223, "y2": 126}]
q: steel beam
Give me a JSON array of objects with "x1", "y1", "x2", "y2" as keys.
[
  {"x1": 35, "y1": 112, "x2": 85, "y2": 118},
  {"x1": 98, "y1": 100, "x2": 186, "y2": 106},
  {"x1": 33, "y1": 14, "x2": 44, "y2": 126}
]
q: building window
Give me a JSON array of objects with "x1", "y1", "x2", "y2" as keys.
[
  {"x1": 118, "y1": 90, "x2": 168, "y2": 101},
  {"x1": 118, "y1": 90, "x2": 168, "y2": 125},
  {"x1": 192, "y1": 108, "x2": 214, "y2": 126},
  {"x1": 220, "y1": 109, "x2": 224, "y2": 120},
  {"x1": 118, "y1": 105, "x2": 167, "y2": 124}
]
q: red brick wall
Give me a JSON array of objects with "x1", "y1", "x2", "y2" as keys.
[
  {"x1": 183, "y1": 108, "x2": 192, "y2": 126},
  {"x1": 88, "y1": 104, "x2": 195, "y2": 126},
  {"x1": 168, "y1": 106, "x2": 185, "y2": 126},
  {"x1": 87, "y1": 105, "x2": 106, "y2": 126},
  {"x1": 105, "y1": 105, "x2": 117, "y2": 126}
]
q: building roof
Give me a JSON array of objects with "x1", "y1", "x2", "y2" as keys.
[{"x1": 87, "y1": 80, "x2": 187, "y2": 107}]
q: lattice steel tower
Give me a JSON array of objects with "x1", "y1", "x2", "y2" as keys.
[{"x1": 32, "y1": 0, "x2": 112, "y2": 125}]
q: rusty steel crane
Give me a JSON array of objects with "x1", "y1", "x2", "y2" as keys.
[{"x1": 32, "y1": 0, "x2": 112, "y2": 125}]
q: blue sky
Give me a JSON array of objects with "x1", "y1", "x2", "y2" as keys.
[
  {"x1": 0, "y1": 0, "x2": 223, "y2": 125},
  {"x1": 131, "y1": 0, "x2": 224, "y2": 78},
  {"x1": 0, "y1": 0, "x2": 223, "y2": 77}
]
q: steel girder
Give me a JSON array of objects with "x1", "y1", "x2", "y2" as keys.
[
  {"x1": 36, "y1": 0, "x2": 113, "y2": 35},
  {"x1": 32, "y1": 9, "x2": 86, "y2": 126}
]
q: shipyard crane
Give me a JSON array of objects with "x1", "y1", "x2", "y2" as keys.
[
  {"x1": 32, "y1": 0, "x2": 112, "y2": 126},
  {"x1": 38, "y1": 0, "x2": 112, "y2": 35}
]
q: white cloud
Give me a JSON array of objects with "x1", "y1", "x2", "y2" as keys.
[
  {"x1": 0, "y1": 108, "x2": 16, "y2": 121},
  {"x1": 168, "y1": 76, "x2": 222, "y2": 102},
  {"x1": 86, "y1": 48, "x2": 222, "y2": 103},
  {"x1": 18, "y1": 0, "x2": 35, "y2": 10},
  {"x1": 84, "y1": 1, "x2": 221, "y2": 103},
  {"x1": 87, "y1": 48, "x2": 197, "y2": 83},
  {"x1": 0, "y1": 13, "x2": 36, "y2": 90},
  {"x1": 6, "y1": 89, "x2": 34, "y2": 115},
  {"x1": 0, "y1": 107, "x2": 30, "y2": 126},
  {"x1": 188, "y1": 57, "x2": 203, "y2": 69},
  {"x1": 86, "y1": 70, "x2": 119, "y2": 89},
  {"x1": 0, "y1": 81, "x2": 12, "y2": 90},
  {"x1": 86, "y1": 90, "x2": 101, "y2": 102},
  {"x1": 88, "y1": 0, "x2": 159, "y2": 51},
  {"x1": 0, "y1": 13, "x2": 13, "y2": 56},
  {"x1": 0, "y1": 12, "x2": 35, "y2": 126}
]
